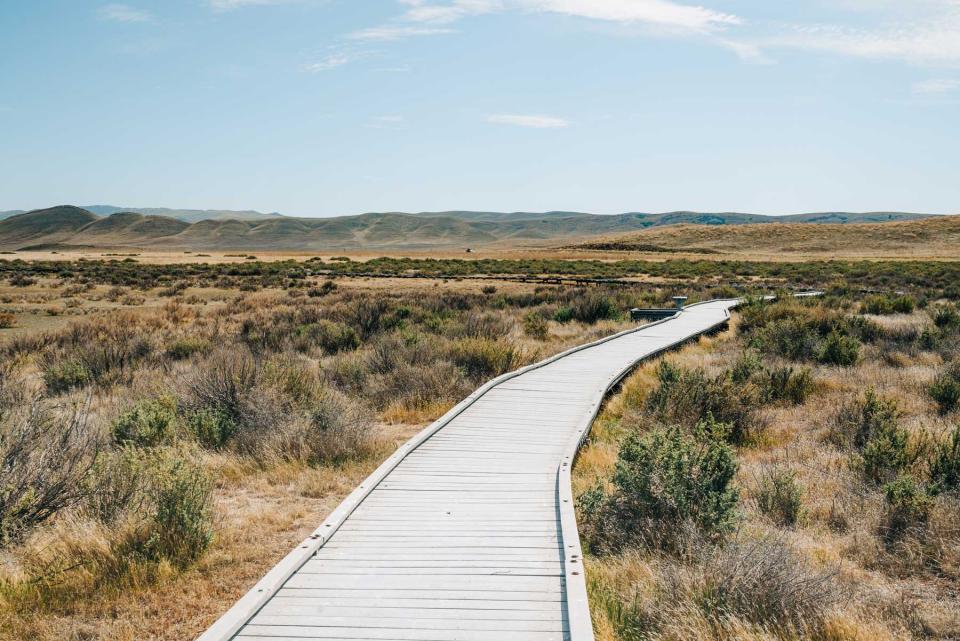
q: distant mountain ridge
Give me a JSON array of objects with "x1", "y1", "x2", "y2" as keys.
[{"x1": 0, "y1": 205, "x2": 941, "y2": 251}]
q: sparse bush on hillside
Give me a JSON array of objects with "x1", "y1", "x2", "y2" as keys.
[
  {"x1": 579, "y1": 419, "x2": 739, "y2": 554},
  {"x1": 0, "y1": 312, "x2": 15, "y2": 329}
]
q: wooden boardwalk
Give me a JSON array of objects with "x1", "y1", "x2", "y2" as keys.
[{"x1": 198, "y1": 299, "x2": 740, "y2": 641}]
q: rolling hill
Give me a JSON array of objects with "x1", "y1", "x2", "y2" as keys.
[
  {"x1": 571, "y1": 215, "x2": 960, "y2": 259},
  {"x1": 0, "y1": 205, "x2": 947, "y2": 252}
]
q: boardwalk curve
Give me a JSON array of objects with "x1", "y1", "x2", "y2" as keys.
[{"x1": 198, "y1": 298, "x2": 740, "y2": 641}]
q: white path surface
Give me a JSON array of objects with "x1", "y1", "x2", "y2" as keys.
[{"x1": 198, "y1": 299, "x2": 740, "y2": 641}]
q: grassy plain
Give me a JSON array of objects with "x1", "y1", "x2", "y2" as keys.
[{"x1": 0, "y1": 249, "x2": 958, "y2": 640}]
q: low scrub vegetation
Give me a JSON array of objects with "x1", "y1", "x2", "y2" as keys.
[
  {"x1": 0, "y1": 272, "x2": 682, "y2": 639},
  {"x1": 578, "y1": 294, "x2": 960, "y2": 641}
]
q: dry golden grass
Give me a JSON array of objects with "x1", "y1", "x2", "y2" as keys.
[
  {"x1": 574, "y1": 305, "x2": 960, "y2": 640},
  {"x1": 570, "y1": 216, "x2": 960, "y2": 261}
]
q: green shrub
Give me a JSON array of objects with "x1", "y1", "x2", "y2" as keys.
[
  {"x1": 755, "y1": 467, "x2": 804, "y2": 526},
  {"x1": 817, "y1": 331, "x2": 860, "y2": 366},
  {"x1": 932, "y1": 304, "x2": 960, "y2": 329},
  {"x1": 859, "y1": 418, "x2": 914, "y2": 485},
  {"x1": 41, "y1": 359, "x2": 91, "y2": 394},
  {"x1": 553, "y1": 306, "x2": 575, "y2": 324},
  {"x1": 764, "y1": 366, "x2": 814, "y2": 405},
  {"x1": 522, "y1": 311, "x2": 549, "y2": 340},
  {"x1": 730, "y1": 351, "x2": 763, "y2": 385},
  {"x1": 112, "y1": 397, "x2": 178, "y2": 447},
  {"x1": 572, "y1": 293, "x2": 619, "y2": 324},
  {"x1": 165, "y1": 337, "x2": 210, "y2": 360},
  {"x1": 184, "y1": 407, "x2": 235, "y2": 449},
  {"x1": 579, "y1": 419, "x2": 739, "y2": 554},
  {"x1": 930, "y1": 426, "x2": 960, "y2": 494},
  {"x1": 862, "y1": 294, "x2": 915, "y2": 315},
  {"x1": 930, "y1": 364, "x2": 960, "y2": 415},
  {"x1": 880, "y1": 475, "x2": 933, "y2": 544},
  {"x1": 449, "y1": 338, "x2": 521, "y2": 381},
  {"x1": 646, "y1": 362, "x2": 759, "y2": 445},
  {"x1": 829, "y1": 388, "x2": 900, "y2": 450},
  {"x1": 296, "y1": 320, "x2": 360, "y2": 354},
  {"x1": 130, "y1": 453, "x2": 214, "y2": 568}
]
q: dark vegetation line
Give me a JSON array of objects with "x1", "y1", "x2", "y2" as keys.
[{"x1": 1, "y1": 257, "x2": 960, "y2": 296}]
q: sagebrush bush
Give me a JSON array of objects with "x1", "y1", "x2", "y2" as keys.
[
  {"x1": 817, "y1": 330, "x2": 860, "y2": 366},
  {"x1": 41, "y1": 359, "x2": 91, "y2": 394},
  {"x1": 579, "y1": 420, "x2": 739, "y2": 554},
  {"x1": 858, "y1": 417, "x2": 915, "y2": 485},
  {"x1": 930, "y1": 426, "x2": 960, "y2": 494},
  {"x1": 930, "y1": 363, "x2": 960, "y2": 415},
  {"x1": 829, "y1": 388, "x2": 900, "y2": 450},
  {"x1": 125, "y1": 450, "x2": 214, "y2": 568},
  {"x1": 932, "y1": 303, "x2": 960, "y2": 330},
  {"x1": 294, "y1": 319, "x2": 360, "y2": 354},
  {"x1": 0, "y1": 401, "x2": 100, "y2": 545},
  {"x1": 880, "y1": 475, "x2": 933, "y2": 544},
  {"x1": 755, "y1": 466, "x2": 804, "y2": 526},
  {"x1": 862, "y1": 294, "x2": 915, "y2": 315},
  {"x1": 522, "y1": 311, "x2": 549, "y2": 340},
  {"x1": 165, "y1": 336, "x2": 210, "y2": 360},
  {"x1": 111, "y1": 396, "x2": 179, "y2": 447},
  {"x1": 449, "y1": 338, "x2": 521, "y2": 381},
  {"x1": 646, "y1": 361, "x2": 760, "y2": 445},
  {"x1": 691, "y1": 537, "x2": 839, "y2": 630},
  {"x1": 0, "y1": 312, "x2": 15, "y2": 328},
  {"x1": 571, "y1": 292, "x2": 620, "y2": 324},
  {"x1": 764, "y1": 366, "x2": 814, "y2": 405}
]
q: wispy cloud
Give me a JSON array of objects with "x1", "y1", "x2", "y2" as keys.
[
  {"x1": 753, "y1": 9, "x2": 960, "y2": 65},
  {"x1": 399, "y1": 0, "x2": 739, "y2": 32},
  {"x1": 913, "y1": 78, "x2": 960, "y2": 94},
  {"x1": 303, "y1": 52, "x2": 351, "y2": 72},
  {"x1": 98, "y1": 4, "x2": 153, "y2": 22},
  {"x1": 349, "y1": 25, "x2": 456, "y2": 41},
  {"x1": 486, "y1": 114, "x2": 570, "y2": 128}
]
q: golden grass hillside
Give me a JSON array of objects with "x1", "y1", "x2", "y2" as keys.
[{"x1": 572, "y1": 215, "x2": 960, "y2": 260}]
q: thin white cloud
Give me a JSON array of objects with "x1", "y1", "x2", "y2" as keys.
[
  {"x1": 486, "y1": 114, "x2": 570, "y2": 128},
  {"x1": 349, "y1": 25, "x2": 456, "y2": 41},
  {"x1": 400, "y1": 0, "x2": 739, "y2": 32},
  {"x1": 913, "y1": 78, "x2": 960, "y2": 93},
  {"x1": 98, "y1": 4, "x2": 153, "y2": 22},
  {"x1": 303, "y1": 53, "x2": 350, "y2": 72},
  {"x1": 756, "y1": 11, "x2": 960, "y2": 65},
  {"x1": 520, "y1": 0, "x2": 739, "y2": 33}
]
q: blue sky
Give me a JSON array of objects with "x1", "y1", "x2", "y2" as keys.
[{"x1": 1, "y1": 0, "x2": 958, "y2": 217}]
